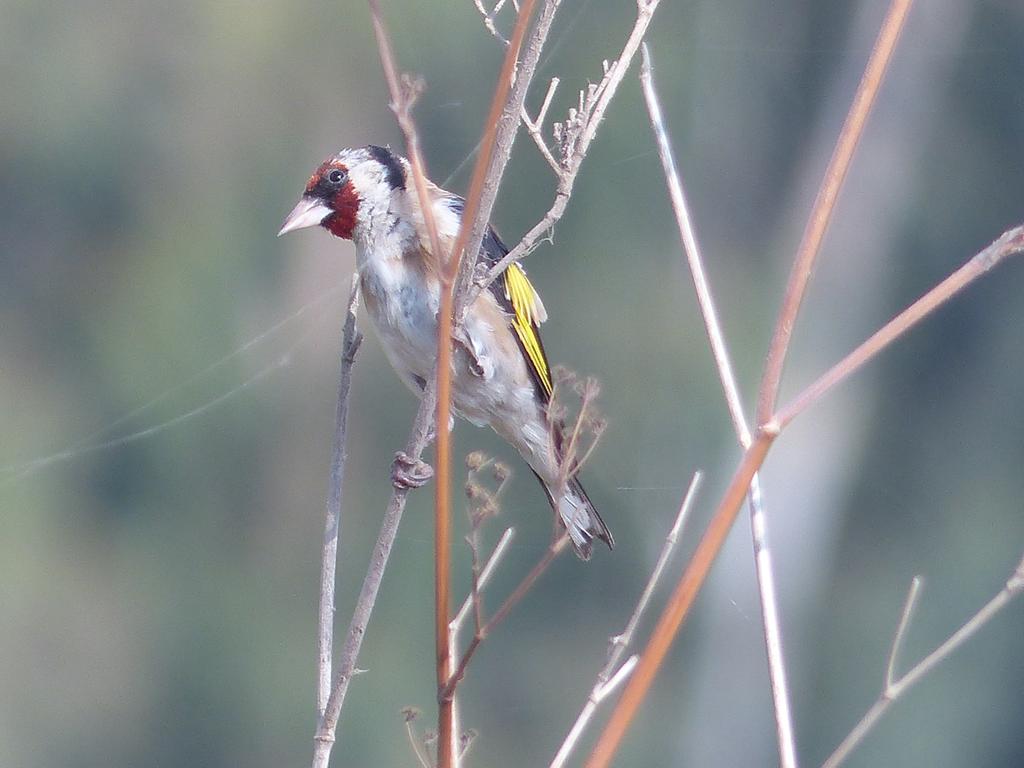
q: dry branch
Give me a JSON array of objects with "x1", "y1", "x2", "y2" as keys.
[
  {"x1": 757, "y1": 0, "x2": 915, "y2": 424},
  {"x1": 465, "y1": 0, "x2": 665, "y2": 310},
  {"x1": 317, "y1": 276, "x2": 363, "y2": 718},
  {"x1": 312, "y1": 387, "x2": 436, "y2": 768},
  {"x1": 775, "y1": 225, "x2": 1024, "y2": 429},
  {"x1": 442, "y1": 534, "x2": 570, "y2": 702},
  {"x1": 454, "y1": 0, "x2": 567, "y2": 318},
  {"x1": 822, "y1": 554, "x2": 1024, "y2": 768},
  {"x1": 450, "y1": 459, "x2": 515, "y2": 766},
  {"x1": 549, "y1": 473, "x2": 702, "y2": 768},
  {"x1": 639, "y1": 44, "x2": 798, "y2": 768}
]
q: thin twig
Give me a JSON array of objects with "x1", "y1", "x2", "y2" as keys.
[
  {"x1": 317, "y1": 276, "x2": 363, "y2": 718},
  {"x1": 473, "y1": 0, "x2": 510, "y2": 45},
  {"x1": 822, "y1": 555, "x2": 1024, "y2": 768},
  {"x1": 451, "y1": 528, "x2": 516, "y2": 638},
  {"x1": 756, "y1": 0, "x2": 914, "y2": 425},
  {"x1": 366, "y1": 0, "x2": 447, "y2": 319},
  {"x1": 583, "y1": 430, "x2": 774, "y2": 768},
  {"x1": 746, "y1": 476, "x2": 794, "y2": 756},
  {"x1": 531, "y1": 77, "x2": 560, "y2": 142},
  {"x1": 471, "y1": 0, "x2": 664, "y2": 302},
  {"x1": 522, "y1": 78, "x2": 562, "y2": 174},
  {"x1": 405, "y1": 714, "x2": 432, "y2": 768},
  {"x1": 442, "y1": 535, "x2": 570, "y2": 701},
  {"x1": 639, "y1": 45, "x2": 746, "y2": 442},
  {"x1": 606, "y1": 474, "x2": 700, "y2": 675},
  {"x1": 449, "y1": 525, "x2": 514, "y2": 768},
  {"x1": 775, "y1": 225, "x2": 1024, "y2": 429},
  {"x1": 550, "y1": 473, "x2": 701, "y2": 768},
  {"x1": 454, "y1": 0, "x2": 566, "y2": 320},
  {"x1": 639, "y1": 44, "x2": 799, "y2": 768},
  {"x1": 311, "y1": 384, "x2": 436, "y2": 768},
  {"x1": 885, "y1": 576, "x2": 922, "y2": 689},
  {"x1": 560, "y1": 379, "x2": 596, "y2": 481},
  {"x1": 460, "y1": 460, "x2": 512, "y2": 635}
]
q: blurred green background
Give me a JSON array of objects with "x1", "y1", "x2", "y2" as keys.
[{"x1": 2, "y1": 1, "x2": 1023, "y2": 766}]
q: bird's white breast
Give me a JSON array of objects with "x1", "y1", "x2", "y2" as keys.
[{"x1": 356, "y1": 240, "x2": 440, "y2": 387}]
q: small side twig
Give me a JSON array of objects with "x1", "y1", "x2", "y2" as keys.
[
  {"x1": 640, "y1": 43, "x2": 798, "y2": 768},
  {"x1": 473, "y1": 0, "x2": 510, "y2": 46},
  {"x1": 404, "y1": 709, "x2": 432, "y2": 768},
  {"x1": 822, "y1": 555, "x2": 1024, "y2": 768},
  {"x1": 442, "y1": 534, "x2": 570, "y2": 701},
  {"x1": 449, "y1": 459, "x2": 515, "y2": 768},
  {"x1": 885, "y1": 575, "x2": 923, "y2": 690},
  {"x1": 757, "y1": 0, "x2": 914, "y2": 424},
  {"x1": 367, "y1": 0, "x2": 446, "y2": 276},
  {"x1": 775, "y1": 225, "x2": 1024, "y2": 429},
  {"x1": 452, "y1": 527, "x2": 516, "y2": 640},
  {"x1": 521, "y1": 78, "x2": 562, "y2": 174},
  {"x1": 454, "y1": 0, "x2": 567, "y2": 320},
  {"x1": 549, "y1": 472, "x2": 701, "y2": 768},
  {"x1": 460, "y1": 456, "x2": 513, "y2": 635},
  {"x1": 317, "y1": 275, "x2": 363, "y2": 718},
  {"x1": 465, "y1": 0, "x2": 665, "y2": 311}
]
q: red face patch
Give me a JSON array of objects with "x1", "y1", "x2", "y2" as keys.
[
  {"x1": 323, "y1": 183, "x2": 359, "y2": 239},
  {"x1": 306, "y1": 160, "x2": 358, "y2": 240}
]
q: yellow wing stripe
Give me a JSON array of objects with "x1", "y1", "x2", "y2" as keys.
[{"x1": 505, "y1": 263, "x2": 552, "y2": 397}]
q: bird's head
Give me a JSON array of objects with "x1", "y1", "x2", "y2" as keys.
[{"x1": 278, "y1": 145, "x2": 408, "y2": 241}]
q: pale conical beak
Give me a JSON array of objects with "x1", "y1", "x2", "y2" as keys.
[{"x1": 278, "y1": 196, "x2": 332, "y2": 237}]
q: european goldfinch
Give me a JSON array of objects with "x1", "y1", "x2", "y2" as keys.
[{"x1": 279, "y1": 145, "x2": 612, "y2": 559}]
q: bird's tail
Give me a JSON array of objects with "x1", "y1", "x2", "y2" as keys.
[{"x1": 538, "y1": 474, "x2": 614, "y2": 560}]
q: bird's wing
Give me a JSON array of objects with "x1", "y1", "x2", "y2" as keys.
[
  {"x1": 480, "y1": 224, "x2": 554, "y2": 402},
  {"x1": 437, "y1": 194, "x2": 554, "y2": 401}
]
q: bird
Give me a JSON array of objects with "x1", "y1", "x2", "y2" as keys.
[{"x1": 279, "y1": 144, "x2": 612, "y2": 559}]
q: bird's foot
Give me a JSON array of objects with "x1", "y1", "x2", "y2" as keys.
[{"x1": 391, "y1": 451, "x2": 434, "y2": 490}]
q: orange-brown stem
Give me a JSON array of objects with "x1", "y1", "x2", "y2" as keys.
[
  {"x1": 775, "y1": 226, "x2": 1024, "y2": 429},
  {"x1": 433, "y1": 2, "x2": 539, "y2": 765},
  {"x1": 584, "y1": 430, "x2": 774, "y2": 768},
  {"x1": 756, "y1": 0, "x2": 914, "y2": 425}
]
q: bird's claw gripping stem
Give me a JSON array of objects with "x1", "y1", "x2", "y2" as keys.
[{"x1": 391, "y1": 451, "x2": 434, "y2": 489}]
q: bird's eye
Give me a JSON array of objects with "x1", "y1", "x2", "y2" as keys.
[{"x1": 328, "y1": 169, "x2": 346, "y2": 185}]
